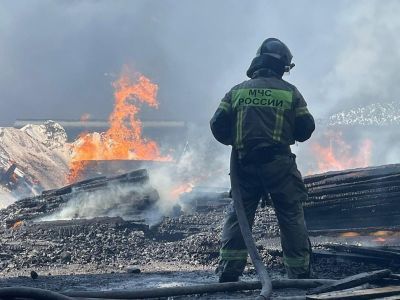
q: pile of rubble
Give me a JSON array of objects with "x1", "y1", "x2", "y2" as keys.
[
  {"x1": 0, "y1": 169, "x2": 159, "y2": 228},
  {"x1": 0, "y1": 191, "x2": 397, "y2": 282},
  {"x1": 0, "y1": 121, "x2": 70, "y2": 205},
  {"x1": 303, "y1": 164, "x2": 400, "y2": 231},
  {"x1": 0, "y1": 160, "x2": 400, "y2": 300}
]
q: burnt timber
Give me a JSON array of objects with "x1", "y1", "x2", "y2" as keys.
[
  {"x1": 0, "y1": 169, "x2": 158, "y2": 228},
  {"x1": 181, "y1": 163, "x2": 400, "y2": 233},
  {"x1": 303, "y1": 164, "x2": 400, "y2": 231},
  {"x1": 3, "y1": 163, "x2": 400, "y2": 234}
]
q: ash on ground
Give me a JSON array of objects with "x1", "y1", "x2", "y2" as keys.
[{"x1": 0, "y1": 204, "x2": 396, "y2": 279}]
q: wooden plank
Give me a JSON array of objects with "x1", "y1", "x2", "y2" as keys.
[
  {"x1": 309, "y1": 269, "x2": 391, "y2": 295},
  {"x1": 308, "y1": 226, "x2": 400, "y2": 237},
  {"x1": 312, "y1": 250, "x2": 390, "y2": 265},
  {"x1": 389, "y1": 273, "x2": 400, "y2": 280},
  {"x1": 327, "y1": 245, "x2": 400, "y2": 261},
  {"x1": 308, "y1": 177, "x2": 400, "y2": 197},
  {"x1": 307, "y1": 286, "x2": 400, "y2": 300}
]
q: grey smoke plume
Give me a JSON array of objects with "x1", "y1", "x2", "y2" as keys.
[
  {"x1": 41, "y1": 124, "x2": 231, "y2": 223},
  {"x1": 1, "y1": 0, "x2": 399, "y2": 178},
  {"x1": 41, "y1": 182, "x2": 157, "y2": 222},
  {"x1": 317, "y1": 0, "x2": 400, "y2": 116},
  {"x1": 0, "y1": 0, "x2": 344, "y2": 127},
  {"x1": 148, "y1": 123, "x2": 230, "y2": 217}
]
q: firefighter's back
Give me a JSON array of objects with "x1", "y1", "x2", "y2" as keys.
[{"x1": 230, "y1": 71, "x2": 302, "y2": 158}]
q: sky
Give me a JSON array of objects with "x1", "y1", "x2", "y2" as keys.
[{"x1": 0, "y1": 0, "x2": 399, "y2": 127}]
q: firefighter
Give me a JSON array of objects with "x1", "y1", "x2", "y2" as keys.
[{"x1": 210, "y1": 38, "x2": 315, "y2": 282}]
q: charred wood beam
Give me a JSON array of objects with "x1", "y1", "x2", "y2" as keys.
[
  {"x1": 1, "y1": 169, "x2": 156, "y2": 227},
  {"x1": 326, "y1": 245, "x2": 400, "y2": 262},
  {"x1": 308, "y1": 226, "x2": 400, "y2": 236},
  {"x1": 305, "y1": 201, "x2": 400, "y2": 216},
  {"x1": 305, "y1": 214, "x2": 400, "y2": 231},
  {"x1": 306, "y1": 286, "x2": 400, "y2": 300},
  {"x1": 312, "y1": 250, "x2": 392, "y2": 265},
  {"x1": 308, "y1": 269, "x2": 391, "y2": 295},
  {"x1": 307, "y1": 173, "x2": 400, "y2": 191},
  {"x1": 305, "y1": 172, "x2": 400, "y2": 189},
  {"x1": 305, "y1": 203, "x2": 400, "y2": 216},
  {"x1": 307, "y1": 193, "x2": 400, "y2": 209},
  {"x1": 307, "y1": 178, "x2": 400, "y2": 198},
  {"x1": 307, "y1": 185, "x2": 400, "y2": 201},
  {"x1": 304, "y1": 164, "x2": 400, "y2": 187},
  {"x1": 42, "y1": 169, "x2": 149, "y2": 197}
]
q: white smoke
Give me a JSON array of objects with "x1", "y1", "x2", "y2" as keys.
[
  {"x1": 41, "y1": 182, "x2": 156, "y2": 222},
  {"x1": 39, "y1": 125, "x2": 231, "y2": 224},
  {"x1": 0, "y1": 188, "x2": 16, "y2": 209},
  {"x1": 294, "y1": 0, "x2": 400, "y2": 172},
  {"x1": 318, "y1": 0, "x2": 400, "y2": 116},
  {"x1": 149, "y1": 124, "x2": 231, "y2": 215}
]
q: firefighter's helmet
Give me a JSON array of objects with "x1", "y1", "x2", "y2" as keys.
[
  {"x1": 256, "y1": 38, "x2": 294, "y2": 71},
  {"x1": 246, "y1": 38, "x2": 295, "y2": 78}
]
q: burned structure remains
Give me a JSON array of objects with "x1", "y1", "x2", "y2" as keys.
[{"x1": 1, "y1": 160, "x2": 400, "y2": 298}]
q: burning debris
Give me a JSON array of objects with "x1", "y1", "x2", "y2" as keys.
[
  {"x1": 309, "y1": 130, "x2": 372, "y2": 173},
  {"x1": 303, "y1": 163, "x2": 400, "y2": 232},
  {"x1": 0, "y1": 162, "x2": 399, "y2": 298},
  {"x1": 0, "y1": 169, "x2": 159, "y2": 228},
  {"x1": 1, "y1": 67, "x2": 400, "y2": 299},
  {"x1": 68, "y1": 67, "x2": 172, "y2": 183}
]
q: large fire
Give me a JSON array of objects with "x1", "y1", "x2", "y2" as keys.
[
  {"x1": 310, "y1": 131, "x2": 372, "y2": 173},
  {"x1": 68, "y1": 67, "x2": 171, "y2": 182}
]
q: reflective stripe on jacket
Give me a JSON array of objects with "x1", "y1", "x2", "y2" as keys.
[{"x1": 210, "y1": 70, "x2": 315, "y2": 153}]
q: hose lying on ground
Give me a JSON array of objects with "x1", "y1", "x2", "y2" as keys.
[
  {"x1": 0, "y1": 287, "x2": 73, "y2": 300},
  {"x1": 64, "y1": 279, "x2": 335, "y2": 299},
  {"x1": 230, "y1": 150, "x2": 272, "y2": 300}
]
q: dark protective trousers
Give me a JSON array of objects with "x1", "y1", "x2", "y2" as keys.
[{"x1": 217, "y1": 154, "x2": 311, "y2": 279}]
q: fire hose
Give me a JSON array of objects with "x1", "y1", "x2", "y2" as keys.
[
  {"x1": 64, "y1": 279, "x2": 333, "y2": 298},
  {"x1": 0, "y1": 279, "x2": 334, "y2": 299},
  {"x1": 230, "y1": 150, "x2": 273, "y2": 299},
  {"x1": 0, "y1": 287, "x2": 73, "y2": 300}
]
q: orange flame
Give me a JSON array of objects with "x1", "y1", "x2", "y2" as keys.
[
  {"x1": 12, "y1": 220, "x2": 23, "y2": 230},
  {"x1": 373, "y1": 237, "x2": 386, "y2": 243},
  {"x1": 170, "y1": 182, "x2": 195, "y2": 200},
  {"x1": 169, "y1": 171, "x2": 214, "y2": 200},
  {"x1": 310, "y1": 131, "x2": 372, "y2": 173},
  {"x1": 340, "y1": 231, "x2": 360, "y2": 238},
  {"x1": 68, "y1": 67, "x2": 171, "y2": 182},
  {"x1": 370, "y1": 230, "x2": 393, "y2": 237}
]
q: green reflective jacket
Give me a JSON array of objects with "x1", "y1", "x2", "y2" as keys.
[{"x1": 210, "y1": 70, "x2": 315, "y2": 155}]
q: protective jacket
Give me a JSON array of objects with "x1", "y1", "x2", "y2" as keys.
[{"x1": 210, "y1": 69, "x2": 315, "y2": 157}]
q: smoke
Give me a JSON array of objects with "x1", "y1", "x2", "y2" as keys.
[
  {"x1": 39, "y1": 123, "x2": 230, "y2": 224},
  {"x1": 0, "y1": 0, "x2": 343, "y2": 126},
  {"x1": 40, "y1": 182, "x2": 158, "y2": 222},
  {"x1": 149, "y1": 123, "x2": 230, "y2": 215},
  {"x1": 292, "y1": 0, "x2": 400, "y2": 172},
  {"x1": 0, "y1": 189, "x2": 16, "y2": 209},
  {"x1": 2, "y1": 1, "x2": 399, "y2": 183},
  {"x1": 318, "y1": 0, "x2": 400, "y2": 116}
]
